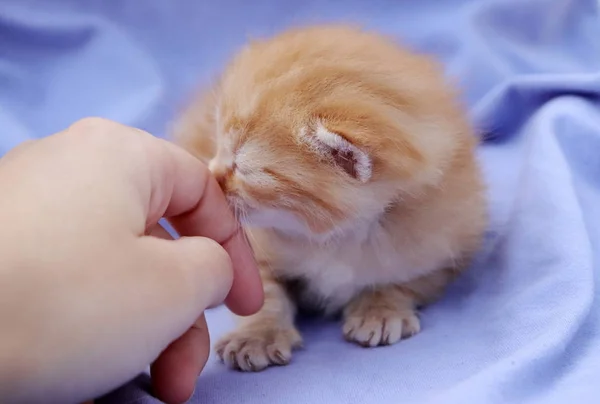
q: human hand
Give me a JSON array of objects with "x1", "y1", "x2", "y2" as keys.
[{"x1": 0, "y1": 118, "x2": 263, "y2": 404}]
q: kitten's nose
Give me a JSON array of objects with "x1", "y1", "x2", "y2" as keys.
[
  {"x1": 214, "y1": 171, "x2": 228, "y2": 191},
  {"x1": 209, "y1": 159, "x2": 232, "y2": 191}
]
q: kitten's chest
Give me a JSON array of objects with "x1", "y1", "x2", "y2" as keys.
[
  {"x1": 276, "y1": 237, "x2": 410, "y2": 312},
  {"x1": 280, "y1": 253, "x2": 365, "y2": 315}
]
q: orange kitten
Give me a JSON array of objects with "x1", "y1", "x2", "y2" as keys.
[{"x1": 172, "y1": 25, "x2": 487, "y2": 372}]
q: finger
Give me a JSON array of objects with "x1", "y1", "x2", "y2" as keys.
[
  {"x1": 143, "y1": 139, "x2": 263, "y2": 315},
  {"x1": 150, "y1": 315, "x2": 210, "y2": 404},
  {"x1": 131, "y1": 234, "x2": 232, "y2": 365},
  {"x1": 166, "y1": 174, "x2": 264, "y2": 315},
  {"x1": 220, "y1": 226, "x2": 264, "y2": 314},
  {"x1": 148, "y1": 223, "x2": 221, "y2": 309},
  {"x1": 144, "y1": 235, "x2": 233, "y2": 312}
]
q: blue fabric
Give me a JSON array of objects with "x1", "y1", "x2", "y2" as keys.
[{"x1": 1, "y1": 1, "x2": 599, "y2": 403}]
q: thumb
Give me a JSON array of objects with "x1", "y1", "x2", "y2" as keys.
[
  {"x1": 169, "y1": 236, "x2": 234, "y2": 309},
  {"x1": 135, "y1": 234, "x2": 233, "y2": 352}
]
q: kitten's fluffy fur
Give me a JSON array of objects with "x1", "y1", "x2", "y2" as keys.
[{"x1": 172, "y1": 25, "x2": 487, "y2": 372}]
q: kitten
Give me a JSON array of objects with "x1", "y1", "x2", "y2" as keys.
[{"x1": 171, "y1": 25, "x2": 487, "y2": 372}]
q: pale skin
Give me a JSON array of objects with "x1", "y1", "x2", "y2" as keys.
[{"x1": 0, "y1": 118, "x2": 263, "y2": 404}]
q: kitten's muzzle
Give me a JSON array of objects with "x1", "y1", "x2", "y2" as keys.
[
  {"x1": 209, "y1": 160, "x2": 233, "y2": 193},
  {"x1": 213, "y1": 169, "x2": 232, "y2": 192}
]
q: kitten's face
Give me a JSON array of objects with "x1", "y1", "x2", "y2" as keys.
[
  {"x1": 184, "y1": 26, "x2": 464, "y2": 238},
  {"x1": 209, "y1": 114, "x2": 379, "y2": 237}
]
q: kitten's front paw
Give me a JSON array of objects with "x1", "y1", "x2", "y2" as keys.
[
  {"x1": 343, "y1": 306, "x2": 420, "y2": 347},
  {"x1": 215, "y1": 324, "x2": 303, "y2": 372}
]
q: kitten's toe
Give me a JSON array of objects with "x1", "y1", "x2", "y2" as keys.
[
  {"x1": 215, "y1": 325, "x2": 302, "y2": 372},
  {"x1": 343, "y1": 308, "x2": 420, "y2": 347}
]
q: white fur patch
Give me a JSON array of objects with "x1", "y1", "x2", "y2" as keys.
[
  {"x1": 299, "y1": 123, "x2": 372, "y2": 183},
  {"x1": 244, "y1": 208, "x2": 311, "y2": 235}
]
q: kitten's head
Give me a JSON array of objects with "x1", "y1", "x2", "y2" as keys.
[{"x1": 177, "y1": 25, "x2": 471, "y2": 239}]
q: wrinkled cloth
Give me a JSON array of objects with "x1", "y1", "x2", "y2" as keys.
[{"x1": 1, "y1": 1, "x2": 599, "y2": 403}]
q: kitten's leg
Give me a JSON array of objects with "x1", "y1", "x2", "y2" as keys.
[
  {"x1": 215, "y1": 270, "x2": 302, "y2": 372},
  {"x1": 343, "y1": 267, "x2": 457, "y2": 347}
]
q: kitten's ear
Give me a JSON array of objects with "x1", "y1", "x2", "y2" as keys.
[{"x1": 302, "y1": 124, "x2": 372, "y2": 183}]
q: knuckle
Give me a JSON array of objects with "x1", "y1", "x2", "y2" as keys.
[
  {"x1": 178, "y1": 237, "x2": 233, "y2": 276},
  {"x1": 173, "y1": 237, "x2": 234, "y2": 305},
  {"x1": 66, "y1": 117, "x2": 155, "y2": 160},
  {"x1": 68, "y1": 116, "x2": 117, "y2": 134},
  {"x1": 65, "y1": 117, "x2": 122, "y2": 151},
  {"x1": 198, "y1": 238, "x2": 233, "y2": 269}
]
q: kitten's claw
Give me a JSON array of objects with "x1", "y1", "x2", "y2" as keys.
[
  {"x1": 215, "y1": 325, "x2": 302, "y2": 372},
  {"x1": 343, "y1": 307, "x2": 420, "y2": 347},
  {"x1": 272, "y1": 350, "x2": 289, "y2": 365}
]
